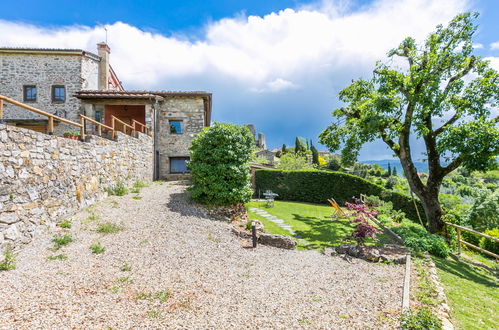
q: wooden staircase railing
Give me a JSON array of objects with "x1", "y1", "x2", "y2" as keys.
[{"x1": 0, "y1": 94, "x2": 151, "y2": 140}]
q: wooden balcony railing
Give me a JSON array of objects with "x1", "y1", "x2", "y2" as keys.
[{"x1": 0, "y1": 94, "x2": 152, "y2": 140}]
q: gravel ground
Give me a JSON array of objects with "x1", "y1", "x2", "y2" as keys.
[{"x1": 0, "y1": 182, "x2": 404, "y2": 329}]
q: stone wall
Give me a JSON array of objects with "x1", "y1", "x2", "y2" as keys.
[
  {"x1": 0, "y1": 124, "x2": 153, "y2": 249},
  {"x1": 157, "y1": 96, "x2": 205, "y2": 179}
]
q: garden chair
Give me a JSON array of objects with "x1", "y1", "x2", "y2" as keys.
[{"x1": 328, "y1": 198, "x2": 348, "y2": 219}]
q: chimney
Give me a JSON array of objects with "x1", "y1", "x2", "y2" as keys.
[{"x1": 97, "y1": 42, "x2": 110, "y2": 90}]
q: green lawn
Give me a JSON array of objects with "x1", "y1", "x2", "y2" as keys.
[
  {"x1": 246, "y1": 200, "x2": 393, "y2": 250},
  {"x1": 433, "y1": 255, "x2": 498, "y2": 329}
]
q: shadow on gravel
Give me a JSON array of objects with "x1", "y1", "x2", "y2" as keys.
[{"x1": 166, "y1": 191, "x2": 209, "y2": 218}]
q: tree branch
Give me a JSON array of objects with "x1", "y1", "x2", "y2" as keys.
[
  {"x1": 433, "y1": 111, "x2": 462, "y2": 136},
  {"x1": 442, "y1": 155, "x2": 463, "y2": 175}
]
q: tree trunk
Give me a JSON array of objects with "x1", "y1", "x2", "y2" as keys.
[{"x1": 420, "y1": 191, "x2": 445, "y2": 234}]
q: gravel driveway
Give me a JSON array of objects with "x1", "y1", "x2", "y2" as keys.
[{"x1": 0, "y1": 182, "x2": 404, "y2": 328}]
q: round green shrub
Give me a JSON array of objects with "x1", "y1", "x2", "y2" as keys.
[
  {"x1": 391, "y1": 221, "x2": 450, "y2": 258},
  {"x1": 479, "y1": 228, "x2": 499, "y2": 255},
  {"x1": 188, "y1": 122, "x2": 254, "y2": 206},
  {"x1": 400, "y1": 308, "x2": 442, "y2": 330}
]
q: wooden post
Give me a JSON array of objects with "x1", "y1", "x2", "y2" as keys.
[
  {"x1": 0, "y1": 99, "x2": 3, "y2": 123},
  {"x1": 97, "y1": 124, "x2": 102, "y2": 137},
  {"x1": 111, "y1": 117, "x2": 116, "y2": 139},
  {"x1": 457, "y1": 228, "x2": 462, "y2": 255},
  {"x1": 252, "y1": 222, "x2": 257, "y2": 248},
  {"x1": 48, "y1": 116, "x2": 54, "y2": 135},
  {"x1": 80, "y1": 117, "x2": 85, "y2": 141}
]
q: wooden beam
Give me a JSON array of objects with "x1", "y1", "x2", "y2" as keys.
[{"x1": 0, "y1": 99, "x2": 3, "y2": 121}]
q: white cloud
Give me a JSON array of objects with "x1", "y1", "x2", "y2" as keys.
[
  {"x1": 473, "y1": 43, "x2": 483, "y2": 49},
  {"x1": 0, "y1": 0, "x2": 471, "y2": 153},
  {"x1": 491, "y1": 41, "x2": 499, "y2": 50}
]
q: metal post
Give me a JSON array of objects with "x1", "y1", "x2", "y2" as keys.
[{"x1": 252, "y1": 221, "x2": 257, "y2": 248}]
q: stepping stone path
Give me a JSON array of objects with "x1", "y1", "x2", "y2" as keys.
[{"x1": 249, "y1": 207, "x2": 297, "y2": 236}]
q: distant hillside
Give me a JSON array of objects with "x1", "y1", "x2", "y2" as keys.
[{"x1": 361, "y1": 159, "x2": 429, "y2": 175}]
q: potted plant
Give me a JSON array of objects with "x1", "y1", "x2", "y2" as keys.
[{"x1": 63, "y1": 131, "x2": 72, "y2": 139}]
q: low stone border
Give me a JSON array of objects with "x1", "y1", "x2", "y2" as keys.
[
  {"x1": 402, "y1": 254, "x2": 411, "y2": 311},
  {"x1": 426, "y1": 258, "x2": 454, "y2": 329}
]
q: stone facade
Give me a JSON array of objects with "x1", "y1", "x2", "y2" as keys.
[
  {"x1": 0, "y1": 124, "x2": 153, "y2": 249},
  {"x1": 0, "y1": 52, "x2": 98, "y2": 126},
  {"x1": 157, "y1": 95, "x2": 206, "y2": 180}
]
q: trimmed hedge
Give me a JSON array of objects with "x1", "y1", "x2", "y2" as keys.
[{"x1": 255, "y1": 169, "x2": 426, "y2": 224}]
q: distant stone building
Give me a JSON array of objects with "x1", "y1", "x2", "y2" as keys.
[
  {"x1": 254, "y1": 149, "x2": 278, "y2": 165},
  {"x1": 0, "y1": 43, "x2": 212, "y2": 180},
  {"x1": 246, "y1": 124, "x2": 266, "y2": 149}
]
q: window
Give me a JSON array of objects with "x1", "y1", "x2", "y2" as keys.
[
  {"x1": 169, "y1": 120, "x2": 183, "y2": 134},
  {"x1": 170, "y1": 157, "x2": 190, "y2": 174},
  {"x1": 23, "y1": 85, "x2": 37, "y2": 102},
  {"x1": 52, "y1": 85, "x2": 66, "y2": 103},
  {"x1": 95, "y1": 110, "x2": 102, "y2": 123}
]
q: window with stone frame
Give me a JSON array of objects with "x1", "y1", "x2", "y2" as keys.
[
  {"x1": 169, "y1": 120, "x2": 183, "y2": 134},
  {"x1": 170, "y1": 157, "x2": 190, "y2": 173},
  {"x1": 52, "y1": 85, "x2": 66, "y2": 103},
  {"x1": 23, "y1": 85, "x2": 37, "y2": 102}
]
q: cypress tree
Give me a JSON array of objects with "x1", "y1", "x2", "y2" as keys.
[
  {"x1": 311, "y1": 145, "x2": 319, "y2": 165},
  {"x1": 387, "y1": 163, "x2": 392, "y2": 176},
  {"x1": 282, "y1": 144, "x2": 287, "y2": 154},
  {"x1": 392, "y1": 166, "x2": 398, "y2": 177}
]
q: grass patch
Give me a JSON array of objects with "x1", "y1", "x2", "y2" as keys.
[
  {"x1": 87, "y1": 214, "x2": 99, "y2": 221},
  {"x1": 245, "y1": 200, "x2": 393, "y2": 250},
  {"x1": 115, "y1": 275, "x2": 133, "y2": 284},
  {"x1": 96, "y1": 222, "x2": 124, "y2": 234},
  {"x1": 133, "y1": 181, "x2": 149, "y2": 189},
  {"x1": 47, "y1": 254, "x2": 67, "y2": 261},
  {"x1": 90, "y1": 243, "x2": 106, "y2": 254},
  {"x1": 147, "y1": 309, "x2": 163, "y2": 319},
  {"x1": 105, "y1": 182, "x2": 128, "y2": 196},
  {"x1": 121, "y1": 263, "x2": 132, "y2": 271},
  {"x1": 58, "y1": 220, "x2": 72, "y2": 229},
  {"x1": 132, "y1": 195, "x2": 142, "y2": 200},
  {"x1": 51, "y1": 234, "x2": 72, "y2": 251},
  {"x1": 433, "y1": 255, "x2": 498, "y2": 329},
  {"x1": 0, "y1": 249, "x2": 16, "y2": 271},
  {"x1": 136, "y1": 290, "x2": 171, "y2": 303}
]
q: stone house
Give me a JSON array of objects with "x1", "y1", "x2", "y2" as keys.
[
  {"x1": 254, "y1": 149, "x2": 278, "y2": 165},
  {"x1": 0, "y1": 43, "x2": 212, "y2": 180}
]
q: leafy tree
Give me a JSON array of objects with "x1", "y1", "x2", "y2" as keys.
[
  {"x1": 465, "y1": 189, "x2": 498, "y2": 231},
  {"x1": 328, "y1": 155, "x2": 342, "y2": 171},
  {"x1": 276, "y1": 153, "x2": 315, "y2": 171},
  {"x1": 385, "y1": 176, "x2": 398, "y2": 190},
  {"x1": 188, "y1": 122, "x2": 254, "y2": 205},
  {"x1": 319, "y1": 13, "x2": 499, "y2": 233}
]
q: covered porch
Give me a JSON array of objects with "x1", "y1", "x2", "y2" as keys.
[{"x1": 76, "y1": 91, "x2": 161, "y2": 136}]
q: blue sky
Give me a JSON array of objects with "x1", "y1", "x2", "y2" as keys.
[{"x1": 1, "y1": 0, "x2": 498, "y2": 159}]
